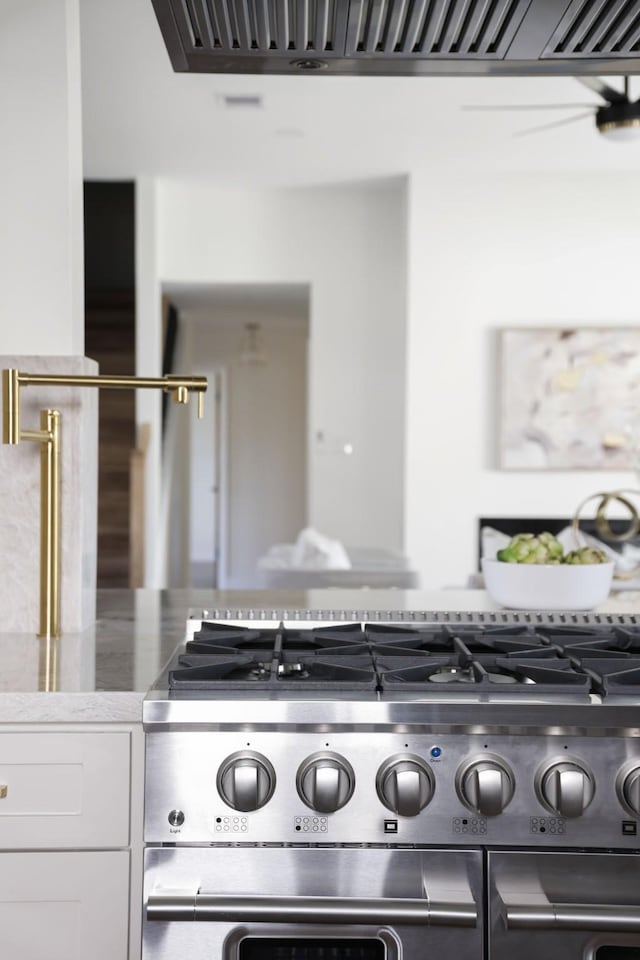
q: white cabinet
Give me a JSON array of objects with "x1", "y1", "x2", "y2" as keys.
[
  {"x1": 0, "y1": 850, "x2": 129, "y2": 960},
  {"x1": 0, "y1": 724, "x2": 144, "y2": 960}
]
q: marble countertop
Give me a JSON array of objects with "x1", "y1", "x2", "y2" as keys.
[{"x1": 1, "y1": 586, "x2": 639, "y2": 723}]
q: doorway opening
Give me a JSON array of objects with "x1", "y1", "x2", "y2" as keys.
[{"x1": 162, "y1": 282, "x2": 310, "y2": 589}]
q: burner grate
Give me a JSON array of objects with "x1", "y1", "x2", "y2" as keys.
[
  {"x1": 169, "y1": 650, "x2": 378, "y2": 692},
  {"x1": 170, "y1": 614, "x2": 640, "y2": 700},
  {"x1": 188, "y1": 622, "x2": 369, "y2": 657},
  {"x1": 377, "y1": 654, "x2": 591, "y2": 697}
]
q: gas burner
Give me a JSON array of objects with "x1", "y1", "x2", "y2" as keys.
[
  {"x1": 483, "y1": 671, "x2": 520, "y2": 685},
  {"x1": 377, "y1": 655, "x2": 591, "y2": 699},
  {"x1": 274, "y1": 657, "x2": 376, "y2": 691},
  {"x1": 427, "y1": 665, "x2": 475, "y2": 684},
  {"x1": 168, "y1": 649, "x2": 377, "y2": 694}
]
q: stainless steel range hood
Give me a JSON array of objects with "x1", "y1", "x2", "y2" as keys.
[{"x1": 150, "y1": 0, "x2": 640, "y2": 77}]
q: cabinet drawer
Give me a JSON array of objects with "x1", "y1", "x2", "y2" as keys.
[{"x1": 0, "y1": 731, "x2": 130, "y2": 848}]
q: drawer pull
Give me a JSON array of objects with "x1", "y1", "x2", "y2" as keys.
[{"x1": 0, "y1": 785, "x2": 7, "y2": 799}]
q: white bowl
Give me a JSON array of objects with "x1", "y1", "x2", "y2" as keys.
[{"x1": 481, "y1": 558, "x2": 615, "y2": 611}]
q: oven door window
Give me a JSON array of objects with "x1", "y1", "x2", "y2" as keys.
[
  {"x1": 595, "y1": 950, "x2": 640, "y2": 958},
  {"x1": 239, "y1": 938, "x2": 386, "y2": 960}
]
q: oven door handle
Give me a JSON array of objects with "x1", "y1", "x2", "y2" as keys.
[
  {"x1": 505, "y1": 903, "x2": 640, "y2": 932},
  {"x1": 146, "y1": 892, "x2": 477, "y2": 927}
]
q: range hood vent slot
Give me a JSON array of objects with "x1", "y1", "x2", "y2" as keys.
[
  {"x1": 170, "y1": 0, "x2": 347, "y2": 55},
  {"x1": 151, "y1": 0, "x2": 640, "y2": 72},
  {"x1": 345, "y1": 0, "x2": 531, "y2": 58},
  {"x1": 542, "y1": 0, "x2": 640, "y2": 57}
]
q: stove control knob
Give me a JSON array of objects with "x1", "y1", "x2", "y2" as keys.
[
  {"x1": 536, "y1": 758, "x2": 595, "y2": 818},
  {"x1": 217, "y1": 751, "x2": 276, "y2": 812},
  {"x1": 297, "y1": 752, "x2": 355, "y2": 813},
  {"x1": 616, "y1": 763, "x2": 640, "y2": 816},
  {"x1": 376, "y1": 755, "x2": 435, "y2": 817},
  {"x1": 456, "y1": 755, "x2": 515, "y2": 816}
]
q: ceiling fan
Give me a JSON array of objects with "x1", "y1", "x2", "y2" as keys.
[{"x1": 462, "y1": 76, "x2": 640, "y2": 141}]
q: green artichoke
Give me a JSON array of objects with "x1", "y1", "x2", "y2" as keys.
[
  {"x1": 563, "y1": 546, "x2": 609, "y2": 565},
  {"x1": 497, "y1": 531, "x2": 564, "y2": 564}
]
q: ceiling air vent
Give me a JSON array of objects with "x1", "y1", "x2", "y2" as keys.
[
  {"x1": 220, "y1": 93, "x2": 263, "y2": 107},
  {"x1": 542, "y1": 0, "x2": 640, "y2": 57},
  {"x1": 345, "y1": 0, "x2": 532, "y2": 58}
]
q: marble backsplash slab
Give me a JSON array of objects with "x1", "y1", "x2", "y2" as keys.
[{"x1": 0, "y1": 355, "x2": 98, "y2": 633}]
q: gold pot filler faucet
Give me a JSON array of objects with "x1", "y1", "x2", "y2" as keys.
[{"x1": 2, "y1": 369, "x2": 207, "y2": 640}]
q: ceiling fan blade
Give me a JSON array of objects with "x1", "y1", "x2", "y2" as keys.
[
  {"x1": 513, "y1": 111, "x2": 595, "y2": 138},
  {"x1": 462, "y1": 103, "x2": 596, "y2": 111},
  {"x1": 575, "y1": 76, "x2": 627, "y2": 103}
]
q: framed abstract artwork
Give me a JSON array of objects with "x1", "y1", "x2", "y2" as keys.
[{"x1": 498, "y1": 327, "x2": 640, "y2": 470}]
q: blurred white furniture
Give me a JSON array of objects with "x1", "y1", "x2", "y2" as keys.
[{"x1": 258, "y1": 543, "x2": 419, "y2": 589}]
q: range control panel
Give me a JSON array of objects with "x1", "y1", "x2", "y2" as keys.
[{"x1": 144, "y1": 730, "x2": 640, "y2": 848}]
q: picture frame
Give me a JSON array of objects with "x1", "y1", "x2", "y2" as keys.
[{"x1": 498, "y1": 326, "x2": 640, "y2": 470}]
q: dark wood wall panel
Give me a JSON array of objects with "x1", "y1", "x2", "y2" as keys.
[{"x1": 84, "y1": 183, "x2": 136, "y2": 588}]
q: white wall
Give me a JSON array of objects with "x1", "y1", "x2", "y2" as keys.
[
  {"x1": 156, "y1": 178, "x2": 408, "y2": 554},
  {"x1": 182, "y1": 310, "x2": 308, "y2": 587},
  {"x1": 406, "y1": 170, "x2": 640, "y2": 589},
  {"x1": 0, "y1": 0, "x2": 84, "y2": 355},
  {"x1": 0, "y1": 2, "x2": 96, "y2": 633},
  {"x1": 147, "y1": 168, "x2": 640, "y2": 594},
  {"x1": 135, "y1": 178, "x2": 163, "y2": 586}
]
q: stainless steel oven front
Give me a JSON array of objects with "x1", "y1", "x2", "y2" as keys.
[
  {"x1": 489, "y1": 851, "x2": 640, "y2": 960},
  {"x1": 142, "y1": 608, "x2": 640, "y2": 960},
  {"x1": 142, "y1": 846, "x2": 483, "y2": 960}
]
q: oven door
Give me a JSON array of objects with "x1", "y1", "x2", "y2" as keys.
[
  {"x1": 489, "y1": 850, "x2": 640, "y2": 960},
  {"x1": 143, "y1": 847, "x2": 482, "y2": 960}
]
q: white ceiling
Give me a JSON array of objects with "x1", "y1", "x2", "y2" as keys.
[
  {"x1": 164, "y1": 283, "x2": 310, "y2": 327},
  {"x1": 79, "y1": 0, "x2": 640, "y2": 187}
]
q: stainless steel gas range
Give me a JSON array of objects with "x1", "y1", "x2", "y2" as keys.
[{"x1": 142, "y1": 608, "x2": 640, "y2": 960}]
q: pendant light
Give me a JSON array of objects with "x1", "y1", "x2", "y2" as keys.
[{"x1": 237, "y1": 322, "x2": 268, "y2": 367}]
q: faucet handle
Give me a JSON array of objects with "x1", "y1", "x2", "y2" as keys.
[{"x1": 165, "y1": 376, "x2": 207, "y2": 417}]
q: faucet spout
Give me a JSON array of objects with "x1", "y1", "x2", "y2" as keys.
[
  {"x1": 1, "y1": 366, "x2": 208, "y2": 639},
  {"x1": 2, "y1": 369, "x2": 208, "y2": 445}
]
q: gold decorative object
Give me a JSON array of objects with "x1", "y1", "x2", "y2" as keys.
[
  {"x1": 2, "y1": 369, "x2": 207, "y2": 640},
  {"x1": 572, "y1": 488, "x2": 640, "y2": 579}
]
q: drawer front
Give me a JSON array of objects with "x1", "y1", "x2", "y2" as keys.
[{"x1": 0, "y1": 731, "x2": 130, "y2": 848}]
